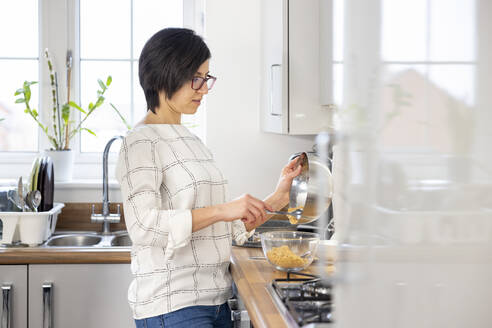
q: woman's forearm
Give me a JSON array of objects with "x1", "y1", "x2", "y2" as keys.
[
  {"x1": 192, "y1": 192, "x2": 278, "y2": 233},
  {"x1": 265, "y1": 191, "x2": 289, "y2": 216},
  {"x1": 191, "y1": 206, "x2": 221, "y2": 232},
  {"x1": 191, "y1": 193, "x2": 289, "y2": 232}
]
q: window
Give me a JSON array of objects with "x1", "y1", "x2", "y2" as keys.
[
  {"x1": 333, "y1": 0, "x2": 476, "y2": 153},
  {"x1": 79, "y1": 0, "x2": 205, "y2": 153},
  {"x1": 79, "y1": 0, "x2": 187, "y2": 153},
  {"x1": 0, "y1": 0, "x2": 205, "y2": 179},
  {"x1": 0, "y1": 0, "x2": 39, "y2": 152},
  {"x1": 379, "y1": 0, "x2": 476, "y2": 152}
]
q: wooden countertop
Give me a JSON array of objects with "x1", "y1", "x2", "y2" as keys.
[
  {"x1": 230, "y1": 246, "x2": 334, "y2": 328},
  {"x1": 0, "y1": 246, "x2": 131, "y2": 264}
]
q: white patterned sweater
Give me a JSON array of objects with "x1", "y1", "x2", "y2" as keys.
[{"x1": 115, "y1": 124, "x2": 253, "y2": 320}]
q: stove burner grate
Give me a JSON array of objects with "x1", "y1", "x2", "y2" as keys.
[{"x1": 271, "y1": 272, "x2": 334, "y2": 326}]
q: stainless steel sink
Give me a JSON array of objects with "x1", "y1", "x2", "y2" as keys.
[
  {"x1": 110, "y1": 234, "x2": 132, "y2": 247},
  {"x1": 46, "y1": 234, "x2": 103, "y2": 247},
  {"x1": 43, "y1": 231, "x2": 132, "y2": 248}
]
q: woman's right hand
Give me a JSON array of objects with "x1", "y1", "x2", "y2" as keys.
[{"x1": 217, "y1": 194, "x2": 273, "y2": 226}]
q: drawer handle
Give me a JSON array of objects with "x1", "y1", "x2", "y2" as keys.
[
  {"x1": 43, "y1": 283, "x2": 53, "y2": 328},
  {"x1": 1, "y1": 284, "x2": 11, "y2": 328}
]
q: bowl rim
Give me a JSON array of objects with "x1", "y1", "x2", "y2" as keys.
[{"x1": 260, "y1": 230, "x2": 320, "y2": 240}]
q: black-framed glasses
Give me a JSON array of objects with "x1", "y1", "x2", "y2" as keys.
[{"x1": 191, "y1": 74, "x2": 217, "y2": 91}]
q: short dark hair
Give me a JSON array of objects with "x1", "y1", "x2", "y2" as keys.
[{"x1": 138, "y1": 28, "x2": 211, "y2": 113}]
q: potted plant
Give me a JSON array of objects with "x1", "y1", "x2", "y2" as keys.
[{"x1": 14, "y1": 49, "x2": 130, "y2": 181}]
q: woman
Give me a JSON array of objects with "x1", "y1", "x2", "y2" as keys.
[{"x1": 116, "y1": 27, "x2": 301, "y2": 328}]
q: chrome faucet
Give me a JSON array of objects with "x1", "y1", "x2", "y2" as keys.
[{"x1": 91, "y1": 136, "x2": 124, "y2": 235}]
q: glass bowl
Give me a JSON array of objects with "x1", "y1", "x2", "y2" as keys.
[{"x1": 260, "y1": 231, "x2": 320, "y2": 272}]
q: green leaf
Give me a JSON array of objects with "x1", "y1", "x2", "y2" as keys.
[
  {"x1": 32, "y1": 109, "x2": 38, "y2": 118},
  {"x1": 23, "y1": 81, "x2": 37, "y2": 92},
  {"x1": 88, "y1": 102, "x2": 94, "y2": 110},
  {"x1": 62, "y1": 104, "x2": 70, "y2": 121},
  {"x1": 110, "y1": 103, "x2": 132, "y2": 130},
  {"x1": 68, "y1": 101, "x2": 86, "y2": 114},
  {"x1": 24, "y1": 109, "x2": 29, "y2": 113},
  {"x1": 25, "y1": 89, "x2": 31, "y2": 102},
  {"x1": 15, "y1": 88, "x2": 24, "y2": 95},
  {"x1": 97, "y1": 79, "x2": 106, "y2": 90},
  {"x1": 95, "y1": 96, "x2": 104, "y2": 107},
  {"x1": 15, "y1": 98, "x2": 26, "y2": 103},
  {"x1": 81, "y1": 127, "x2": 96, "y2": 136},
  {"x1": 106, "y1": 76, "x2": 112, "y2": 86}
]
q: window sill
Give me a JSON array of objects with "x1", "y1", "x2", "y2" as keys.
[
  {"x1": 0, "y1": 178, "x2": 119, "y2": 189},
  {"x1": 0, "y1": 179, "x2": 122, "y2": 203}
]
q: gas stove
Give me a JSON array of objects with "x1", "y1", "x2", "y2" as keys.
[{"x1": 267, "y1": 272, "x2": 333, "y2": 327}]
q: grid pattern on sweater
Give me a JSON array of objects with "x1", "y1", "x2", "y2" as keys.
[{"x1": 116, "y1": 124, "x2": 251, "y2": 319}]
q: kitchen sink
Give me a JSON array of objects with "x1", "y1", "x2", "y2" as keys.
[
  {"x1": 46, "y1": 234, "x2": 102, "y2": 247},
  {"x1": 43, "y1": 231, "x2": 131, "y2": 248},
  {"x1": 111, "y1": 234, "x2": 132, "y2": 247}
]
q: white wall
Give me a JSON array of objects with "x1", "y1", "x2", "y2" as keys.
[{"x1": 204, "y1": 0, "x2": 314, "y2": 200}]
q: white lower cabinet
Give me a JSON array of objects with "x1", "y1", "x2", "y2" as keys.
[
  {"x1": 29, "y1": 264, "x2": 134, "y2": 328},
  {"x1": 0, "y1": 265, "x2": 28, "y2": 328},
  {"x1": 0, "y1": 264, "x2": 133, "y2": 328}
]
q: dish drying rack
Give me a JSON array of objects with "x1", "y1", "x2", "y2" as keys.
[{"x1": 0, "y1": 203, "x2": 64, "y2": 246}]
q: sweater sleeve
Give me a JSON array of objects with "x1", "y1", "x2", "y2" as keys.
[
  {"x1": 231, "y1": 219, "x2": 255, "y2": 245},
  {"x1": 116, "y1": 135, "x2": 192, "y2": 259}
]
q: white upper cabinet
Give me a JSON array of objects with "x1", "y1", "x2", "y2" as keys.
[{"x1": 261, "y1": 0, "x2": 335, "y2": 135}]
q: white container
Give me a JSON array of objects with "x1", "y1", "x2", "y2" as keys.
[
  {"x1": 0, "y1": 203, "x2": 64, "y2": 246},
  {"x1": 44, "y1": 150, "x2": 74, "y2": 182}
]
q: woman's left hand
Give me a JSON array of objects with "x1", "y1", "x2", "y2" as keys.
[{"x1": 273, "y1": 155, "x2": 303, "y2": 207}]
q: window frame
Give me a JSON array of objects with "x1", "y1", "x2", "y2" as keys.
[{"x1": 0, "y1": 0, "x2": 205, "y2": 180}]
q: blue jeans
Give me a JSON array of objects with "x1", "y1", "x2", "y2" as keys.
[{"x1": 134, "y1": 303, "x2": 232, "y2": 328}]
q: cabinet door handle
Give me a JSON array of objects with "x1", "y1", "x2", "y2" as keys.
[
  {"x1": 43, "y1": 283, "x2": 53, "y2": 328},
  {"x1": 1, "y1": 284, "x2": 11, "y2": 328},
  {"x1": 270, "y1": 64, "x2": 283, "y2": 116}
]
